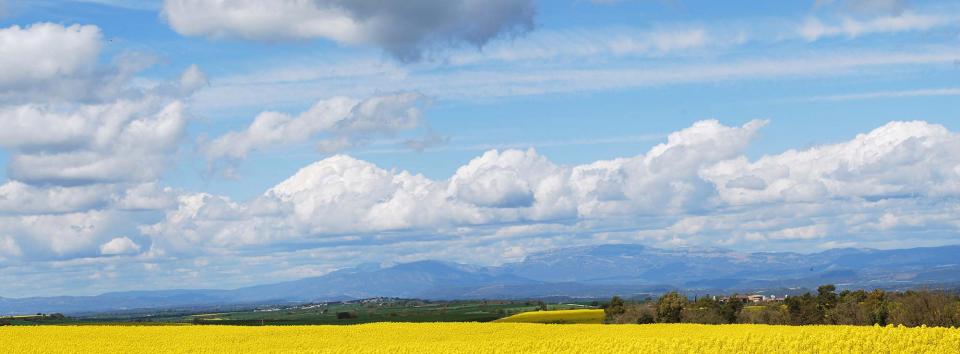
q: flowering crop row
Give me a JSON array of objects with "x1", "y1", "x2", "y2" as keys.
[{"x1": 2, "y1": 323, "x2": 959, "y2": 353}]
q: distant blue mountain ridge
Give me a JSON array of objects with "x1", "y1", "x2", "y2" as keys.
[{"x1": 2, "y1": 244, "x2": 959, "y2": 315}]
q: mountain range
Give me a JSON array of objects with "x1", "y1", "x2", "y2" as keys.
[{"x1": 3, "y1": 244, "x2": 960, "y2": 315}]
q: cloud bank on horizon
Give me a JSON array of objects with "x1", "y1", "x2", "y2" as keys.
[{"x1": 0, "y1": 0, "x2": 959, "y2": 297}]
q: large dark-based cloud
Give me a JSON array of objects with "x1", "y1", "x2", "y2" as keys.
[{"x1": 162, "y1": 0, "x2": 536, "y2": 61}]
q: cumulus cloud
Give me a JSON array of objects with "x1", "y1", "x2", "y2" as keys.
[
  {"x1": 701, "y1": 121, "x2": 960, "y2": 205},
  {"x1": 162, "y1": 0, "x2": 536, "y2": 61},
  {"x1": 269, "y1": 155, "x2": 442, "y2": 232},
  {"x1": 448, "y1": 149, "x2": 560, "y2": 209},
  {"x1": 203, "y1": 92, "x2": 427, "y2": 162},
  {"x1": 0, "y1": 23, "x2": 207, "y2": 192},
  {"x1": 0, "y1": 22, "x2": 205, "y2": 185},
  {"x1": 0, "y1": 22, "x2": 207, "y2": 264},
  {"x1": 0, "y1": 23, "x2": 161, "y2": 104},
  {"x1": 0, "y1": 210, "x2": 136, "y2": 260},
  {"x1": 0, "y1": 180, "x2": 178, "y2": 261},
  {"x1": 0, "y1": 181, "x2": 109, "y2": 214},
  {"x1": 145, "y1": 120, "x2": 767, "y2": 254},
  {"x1": 99, "y1": 236, "x2": 141, "y2": 256},
  {"x1": 2, "y1": 98, "x2": 188, "y2": 185},
  {"x1": 0, "y1": 23, "x2": 101, "y2": 90},
  {"x1": 5, "y1": 118, "x2": 960, "y2": 294},
  {"x1": 140, "y1": 119, "x2": 960, "y2": 264},
  {"x1": 112, "y1": 183, "x2": 178, "y2": 211},
  {"x1": 0, "y1": 181, "x2": 178, "y2": 216},
  {"x1": 574, "y1": 119, "x2": 767, "y2": 215}
]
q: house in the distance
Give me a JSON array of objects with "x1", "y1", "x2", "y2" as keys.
[{"x1": 717, "y1": 294, "x2": 786, "y2": 303}]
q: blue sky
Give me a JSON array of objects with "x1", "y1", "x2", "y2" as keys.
[{"x1": 0, "y1": 0, "x2": 959, "y2": 297}]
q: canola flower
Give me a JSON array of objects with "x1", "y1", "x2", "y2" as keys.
[
  {"x1": 493, "y1": 309, "x2": 604, "y2": 324},
  {"x1": 2, "y1": 323, "x2": 959, "y2": 354}
]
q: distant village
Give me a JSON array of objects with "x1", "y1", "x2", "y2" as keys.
[{"x1": 714, "y1": 294, "x2": 787, "y2": 303}]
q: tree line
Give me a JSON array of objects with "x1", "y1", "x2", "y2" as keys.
[{"x1": 602, "y1": 285, "x2": 960, "y2": 327}]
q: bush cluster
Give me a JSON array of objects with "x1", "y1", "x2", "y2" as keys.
[{"x1": 605, "y1": 285, "x2": 960, "y2": 327}]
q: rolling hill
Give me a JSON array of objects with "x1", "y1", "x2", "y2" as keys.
[{"x1": 3, "y1": 244, "x2": 959, "y2": 315}]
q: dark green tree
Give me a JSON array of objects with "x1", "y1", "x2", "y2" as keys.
[
  {"x1": 719, "y1": 296, "x2": 745, "y2": 324},
  {"x1": 682, "y1": 297, "x2": 724, "y2": 324},
  {"x1": 817, "y1": 284, "x2": 839, "y2": 322},
  {"x1": 828, "y1": 290, "x2": 868, "y2": 325},
  {"x1": 786, "y1": 293, "x2": 822, "y2": 325},
  {"x1": 604, "y1": 296, "x2": 626, "y2": 323},
  {"x1": 656, "y1": 291, "x2": 687, "y2": 323},
  {"x1": 864, "y1": 289, "x2": 889, "y2": 325}
]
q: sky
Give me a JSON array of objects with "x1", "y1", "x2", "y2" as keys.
[{"x1": 0, "y1": 0, "x2": 959, "y2": 297}]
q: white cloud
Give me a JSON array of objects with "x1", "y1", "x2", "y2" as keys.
[
  {"x1": 3, "y1": 98, "x2": 188, "y2": 185},
  {"x1": 448, "y1": 149, "x2": 560, "y2": 209},
  {"x1": 0, "y1": 181, "x2": 178, "y2": 215},
  {"x1": 269, "y1": 155, "x2": 441, "y2": 233},
  {"x1": 0, "y1": 22, "x2": 204, "y2": 266},
  {"x1": 162, "y1": 0, "x2": 535, "y2": 61},
  {"x1": 99, "y1": 236, "x2": 141, "y2": 256},
  {"x1": 145, "y1": 120, "x2": 766, "y2": 253},
  {"x1": 0, "y1": 23, "x2": 158, "y2": 104},
  {"x1": 203, "y1": 92, "x2": 426, "y2": 162},
  {"x1": 268, "y1": 155, "x2": 406, "y2": 226},
  {"x1": 0, "y1": 22, "x2": 199, "y2": 188},
  {"x1": 570, "y1": 119, "x2": 767, "y2": 216},
  {"x1": 0, "y1": 181, "x2": 109, "y2": 214},
  {"x1": 0, "y1": 23, "x2": 101, "y2": 89},
  {"x1": 0, "y1": 210, "x2": 131, "y2": 259},
  {"x1": 0, "y1": 29, "x2": 204, "y2": 184},
  {"x1": 799, "y1": 12, "x2": 952, "y2": 41},
  {"x1": 113, "y1": 183, "x2": 178, "y2": 211},
  {"x1": 701, "y1": 121, "x2": 960, "y2": 205},
  {"x1": 5, "y1": 119, "x2": 960, "y2": 295},
  {"x1": 141, "y1": 119, "x2": 960, "y2": 264}
]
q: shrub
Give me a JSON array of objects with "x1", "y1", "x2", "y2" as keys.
[{"x1": 656, "y1": 292, "x2": 687, "y2": 323}]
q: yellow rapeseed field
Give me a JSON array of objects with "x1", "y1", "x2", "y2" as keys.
[
  {"x1": 2, "y1": 323, "x2": 959, "y2": 354},
  {"x1": 493, "y1": 309, "x2": 605, "y2": 323}
]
